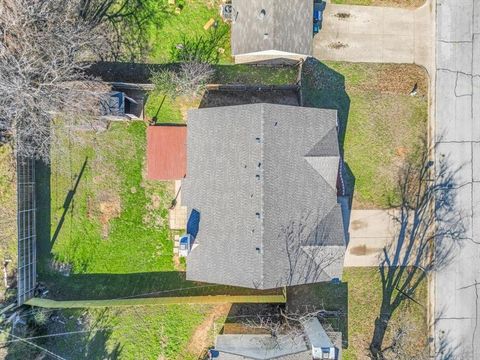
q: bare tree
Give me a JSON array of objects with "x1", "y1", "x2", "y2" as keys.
[
  {"x1": 240, "y1": 307, "x2": 325, "y2": 347},
  {"x1": 380, "y1": 317, "x2": 429, "y2": 360},
  {"x1": 278, "y1": 209, "x2": 345, "y2": 288},
  {"x1": 78, "y1": 0, "x2": 167, "y2": 62},
  {"x1": 151, "y1": 62, "x2": 214, "y2": 100},
  {"x1": 0, "y1": 0, "x2": 111, "y2": 162},
  {"x1": 369, "y1": 140, "x2": 466, "y2": 359}
]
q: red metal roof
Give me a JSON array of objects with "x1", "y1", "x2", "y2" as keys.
[{"x1": 147, "y1": 125, "x2": 187, "y2": 180}]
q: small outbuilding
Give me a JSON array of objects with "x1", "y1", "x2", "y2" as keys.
[{"x1": 146, "y1": 125, "x2": 187, "y2": 181}]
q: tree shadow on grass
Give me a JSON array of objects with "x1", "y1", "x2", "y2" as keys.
[
  {"x1": 5, "y1": 308, "x2": 122, "y2": 360},
  {"x1": 370, "y1": 142, "x2": 467, "y2": 359},
  {"x1": 36, "y1": 157, "x2": 88, "y2": 271},
  {"x1": 40, "y1": 271, "x2": 282, "y2": 301},
  {"x1": 35, "y1": 160, "x2": 52, "y2": 265}
]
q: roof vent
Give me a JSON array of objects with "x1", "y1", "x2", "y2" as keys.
[
  {"x1": 259, "y1": 9, "x2": 266, "y2": 20},
  {"x1": 263, "y1": 33, "x2": 269, "y2": 40}
]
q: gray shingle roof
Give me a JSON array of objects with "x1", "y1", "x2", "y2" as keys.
[
  {"x1": 183, "y1": 104, "x2": 345, "y2": 289},
  {"x1": 231, "y1": 0, "x2": 313, "y2": 56},
  {"x1": 215, "y1": 334, "x2": 310, "y2": 359},
  {"x1": 215, "y1": 318, "x2": 341, "y2": 359}
]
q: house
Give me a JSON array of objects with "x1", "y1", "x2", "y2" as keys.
[
  {"x1": 229, "y1": 0, "x2": 314, "y2": 63},
  {"x1": 212, "y1": 317, "x2": 341, "y2": 359},
  {"x1": 182, "y1": 104, "x2": 346, "y2": 290}
]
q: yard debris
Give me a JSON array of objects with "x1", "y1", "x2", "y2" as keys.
[{"x1": 50, "y1": 260, "x2": 72, "y2": 277}]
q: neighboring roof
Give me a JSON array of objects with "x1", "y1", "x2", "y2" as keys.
[
  {"x1": 146, "y1": 125, "x2": 186, "y2": 180},
  {"x1": 183, "y1": 104, "x2": 346, "y2": 290},
  {"x1": 231, "y1": 0, "x2": 313, "y2": 56},
  {"x1": 303, "y1": 317, "x2": 334, "y2": 349},
  {"x1": 215, "y1": 334, "x2": 309, "y2": 360},
  {"x1": 215, "y1": 318, "x2": 340, "y2": 360}
]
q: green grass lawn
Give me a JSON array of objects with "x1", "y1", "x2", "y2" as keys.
[
  {"x1": 212, "y1": 64, "x2": 299, "y2": 85},
  {"x1": 0, "y1": 145, "x2": 17, "y2": 301},
  {"x1": 331, "y1": 0, "x2": 425, "y2": 7},
  {"x1": 39, "y1": 305, "x2": 212, "y2": 360},
  {"x1": 147, "y1": 0, "x2": 231, "y2": 63},
  {"x1": 287, "y1": 267, "x2": 428, "y2": 359},
  {"x1": 41, "y1": 122, "x2": 173, "y2": 275},
  {"x1": 302, "y1": 60, "x2": 428, "y2": 208}
]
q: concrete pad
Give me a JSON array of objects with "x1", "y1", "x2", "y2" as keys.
[
  {"x1": 344, "y1": 210, "x2": 398, "y2": 267},
  {"x1": 314, "y1": 1, "x2": 433, "y2": 71},
  {"x1": 382, "y1": 34, "x2": 414, "y2": 63},
  {"x1": 169, "y1": 180, "x2": 187, "y2": 230}
]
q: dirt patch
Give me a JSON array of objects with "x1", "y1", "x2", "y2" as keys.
[
  {"x1": 184, "y1": 304, "x2": 231, "y2": 358},
  {"x1": 97, "y1": 192, "x2": 121, "y2": 238}
]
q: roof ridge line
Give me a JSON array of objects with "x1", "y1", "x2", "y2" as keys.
[
  {"x1": 316, "y1": 200, "x2": 341, "y2": 229},
  {"x1": 303, "y1": 156, "x2": 339, "y2": 193}
]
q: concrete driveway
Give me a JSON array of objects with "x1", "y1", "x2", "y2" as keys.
[
  {"x1": 313, "y1": 1, "x2": 434, "y2": 72},
  {"x1": 344, "y1": 210, "x2": 398, "y2": 267}
]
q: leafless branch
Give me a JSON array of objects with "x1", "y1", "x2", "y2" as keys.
[{"x1": 0, "y1": 0, "x2": 111, "y2": 162}]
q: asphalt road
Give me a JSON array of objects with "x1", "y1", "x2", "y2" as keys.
[{"x1": 434, "y1": 0, "x2": 480, "y2": 358}]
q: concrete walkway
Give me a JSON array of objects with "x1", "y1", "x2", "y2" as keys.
[
  {"x1": 313, "y1": 1, "x2": 434, "y2": 72},
  {"x1": 344, "y1": 210, "x2": 398, "y2": 267}
]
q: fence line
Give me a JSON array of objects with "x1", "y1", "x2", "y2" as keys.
[
  {"x1": 26, "y1": 294, "x2": 286, "y2": 308},
  {"x1": 16, "y1": 156, "x2": 37, "y2": 305}
]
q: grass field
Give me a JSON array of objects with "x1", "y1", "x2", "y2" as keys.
[
  {"x1": 302, "y1": 60, "x2": 428, "y2": 208},
  {"x1": 0, "y1": 145, "x2": 17, "y2": 301},
  {"x1": 288, "y1": 267, "x2": 428, "y2": 359},
  {"x1": 331, "y1": 0, "x2": 425, "y2": 7},
  {"x1": 40, "y1": 122, "x2": 174, "y2": 275},
  {"x1": 146, "y1": 0, "x2": 231, "y2": 63},
  {"x1": 39, "y1": 305, "x2": 213, "y2": 360}
]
